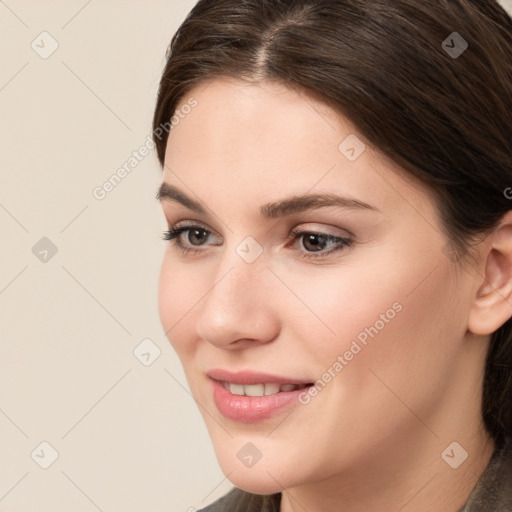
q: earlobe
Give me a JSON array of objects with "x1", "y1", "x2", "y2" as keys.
[{"x1": 467, "y1": 211, "x2": 512, "y2": 335}]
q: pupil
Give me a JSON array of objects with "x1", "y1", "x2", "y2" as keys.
[
  {"x1": 190, "y1": 229, "x2": 207, "y2": 245},
  {"x1": 304, "y1": 234, "x2": 325, "y2": 252}
]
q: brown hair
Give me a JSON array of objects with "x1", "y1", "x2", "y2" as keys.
[{"x1": 153, "y1": 0, "x2": 512, "y2": 448}]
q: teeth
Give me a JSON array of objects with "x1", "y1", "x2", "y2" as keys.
[
  {"x1": 229, "y1": 383, "x2": 245, "y2": 396},
  {"x1": 264, "y1": 383, "x2": 280, "y2": 395},
  {"x1": 244, "y1": 384, "x2": 265, "y2": 397},
  {"x1": 225, "y1": 382, "x2": 305, "y2": 396}
]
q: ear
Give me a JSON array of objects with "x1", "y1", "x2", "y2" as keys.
[{"x1": 467, "y1": 210, "x2": 512, "y2": 335}]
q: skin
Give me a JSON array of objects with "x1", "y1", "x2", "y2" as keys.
[{"x1": 157, "y1": 77, "x2": 512, "y2": 512}]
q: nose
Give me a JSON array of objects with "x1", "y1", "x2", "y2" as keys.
[{"x1": 195, "y1": 250, "x2": 280, "y2": 350}]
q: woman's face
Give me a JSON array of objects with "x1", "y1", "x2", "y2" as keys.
[{"x1": 157, "y1": 78, "x2": 485, "y2": 493}]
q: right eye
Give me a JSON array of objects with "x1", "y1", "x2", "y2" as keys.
[{"x1": 162, "y1": 223, "x2": 219, "y2": 255}]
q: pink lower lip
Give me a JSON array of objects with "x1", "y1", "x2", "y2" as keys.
[{"x1": 211, "y1": 378, "x2": 308, "y2": 423}]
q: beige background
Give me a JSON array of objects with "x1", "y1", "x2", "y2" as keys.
[
  {"x1": 2, "y1": 1, "x2": 512, "y2": 512},
  {"x1": 0, "y1": 1, "x2": 235, "y2": 511}
]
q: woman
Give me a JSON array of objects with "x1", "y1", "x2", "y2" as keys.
[{"x1": 152, "y1": 1, "x2": 512, "y2": 510}]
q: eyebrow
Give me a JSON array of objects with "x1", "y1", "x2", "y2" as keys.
[{"x1": 156, "y1": 182, "x2": 380, "y2": 219}]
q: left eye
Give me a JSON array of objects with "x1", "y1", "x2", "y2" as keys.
[{"x1": 161, "y1": 224, "x2": 353, "y2": 260}]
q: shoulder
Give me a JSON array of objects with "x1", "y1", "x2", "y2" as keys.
[{"x1": 198, "y1": 487, "x2": 281, "y2": 512}]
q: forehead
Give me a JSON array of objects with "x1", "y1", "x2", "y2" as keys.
[
  {"x1": 163, "y1": 78, "x2": 438, "y2": 227},
  {"x1": 170, "y1": 77, "x2": 355, "y2": 148}
]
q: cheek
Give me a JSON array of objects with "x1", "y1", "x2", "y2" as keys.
[
  {"x1": 288, "y1": 250, "x2": 460, "y2": 394},
  {"x1": 282, "y1": 263, "x2": 408, "y2": 361}
]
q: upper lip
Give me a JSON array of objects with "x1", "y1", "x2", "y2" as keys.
[{"x1": 207, "y1": 368, "x2": 313, "y2": 386}]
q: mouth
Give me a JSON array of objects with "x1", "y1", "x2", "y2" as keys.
[
  {"x1": 218, "y1": 380, "x2": 313, "y2": 397},
  {"x1": 210, "y1": 375, "x2": 314, "y2": 423}
]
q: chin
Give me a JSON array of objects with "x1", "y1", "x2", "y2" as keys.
[
  {"x1": 214, "y1": 446, "x2": 308, "y2": 495},
  {"x1": 224, "y1": 469, "x2": 285, "y2": 495}
]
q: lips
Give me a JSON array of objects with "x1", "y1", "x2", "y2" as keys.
[{"x1": 207, "y1": 369, "x2": 315, "y2": 422}]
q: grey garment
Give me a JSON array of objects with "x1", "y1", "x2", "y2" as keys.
[
  {"x1": 198, "y1": 488, "x2": 280, "y2": 512},
  {"x1": 199, "y1": 437, "x2": 512, "y2": 512},
  {"x1": 462, "y1": 436, "x2": 512, "y2": 511}
]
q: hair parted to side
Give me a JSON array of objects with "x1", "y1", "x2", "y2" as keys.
[{"x1": 152, "y1": 0, "x2": 512, "y2": 448}]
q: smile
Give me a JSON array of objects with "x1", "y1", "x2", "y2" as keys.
[{"x1": 210, "y1": 378, "x2": 315, "y2": 422}]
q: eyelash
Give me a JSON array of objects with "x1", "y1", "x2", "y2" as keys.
[{"x1": 161, "y1": 223, "x2": 353, "y2": 260}]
